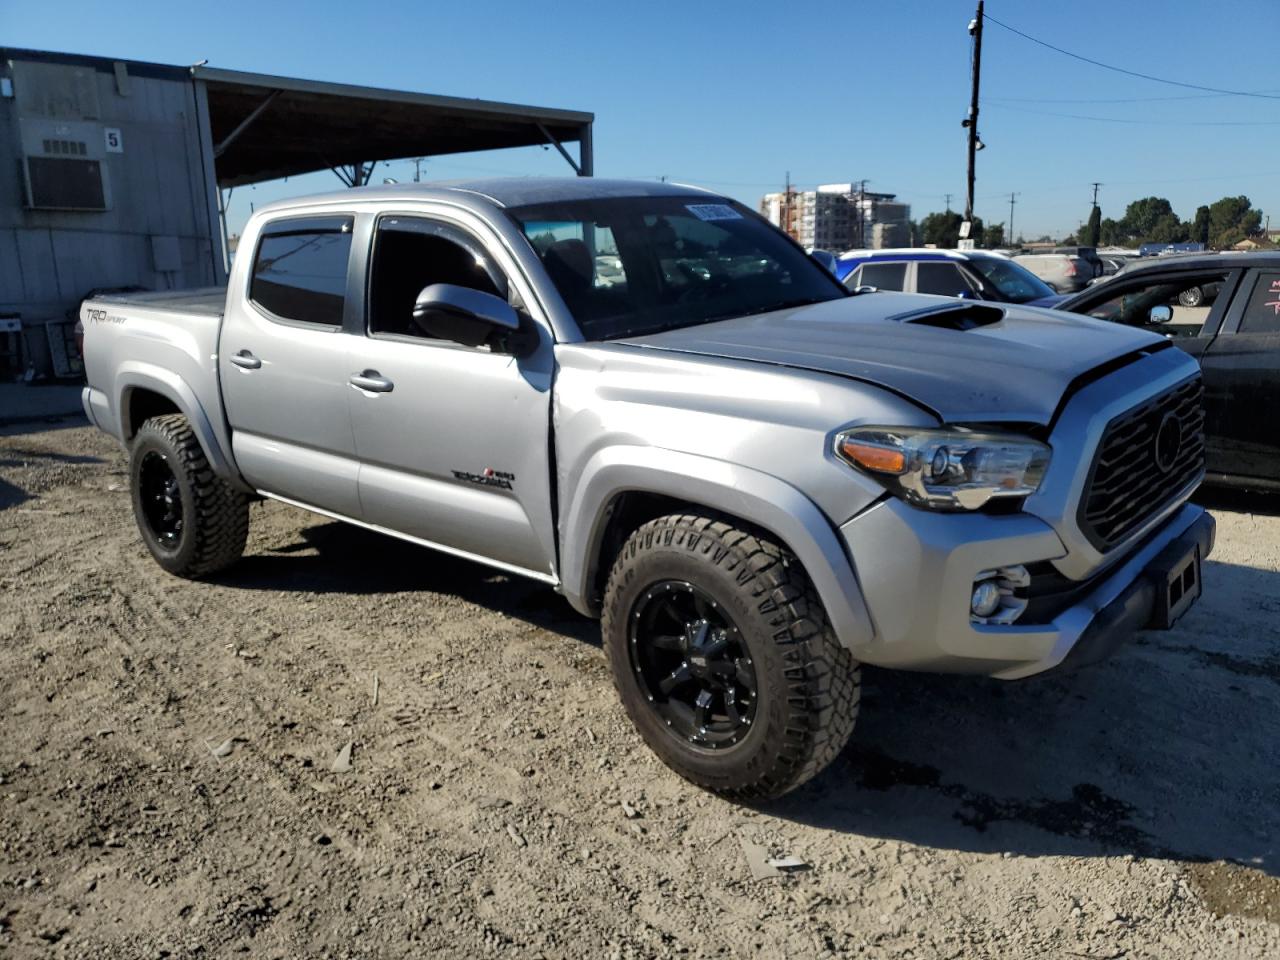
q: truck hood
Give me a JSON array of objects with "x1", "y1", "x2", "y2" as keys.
[{"x1": 617, "y1": 294, "x2": 1163, "y2": 425}]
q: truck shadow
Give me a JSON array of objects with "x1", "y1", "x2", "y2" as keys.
[
  {"x1": 217, "y1": 518, "x2": 599, "y2": 644},
  {"x1": 774, "y1": 557, "x2": 1280, "y2": 875},
  {"x1": 219, "y1": 520, "x2": 1279, "y2": 875}
]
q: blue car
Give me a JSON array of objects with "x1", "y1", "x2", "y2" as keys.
[{"x1": 834, "y1": 249, "x2": 1067, "y2": 308}]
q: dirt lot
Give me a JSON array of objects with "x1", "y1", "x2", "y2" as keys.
[{"x1": 2, "y1": 417, "x2": 1279, "y2": 959}]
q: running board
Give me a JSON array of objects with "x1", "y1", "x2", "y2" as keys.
[{"x1": 256, "y1": 490, "x2": 560, "y2": 587}]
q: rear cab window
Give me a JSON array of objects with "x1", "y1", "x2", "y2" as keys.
[{"x1": 249, "y1": 216, "x2": 354, "y2": 326}]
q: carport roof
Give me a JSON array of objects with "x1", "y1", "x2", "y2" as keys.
[
  {"x1": 193, "y1": 66, "x2": 594, "y2": 187},
  {"x1": 0, "y1": 48, "x2": 593, "y2": 189}
]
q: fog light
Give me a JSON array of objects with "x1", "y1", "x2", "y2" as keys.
[
  {"x1": 971, "y1": 581, "x2": 1002, "y2": 618},
  {"x1": 970, "y1": 565, "x2": 1030, "y2": 625}
]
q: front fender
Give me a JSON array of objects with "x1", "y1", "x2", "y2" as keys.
[
  {"x1": 114, "y1": 361, "x2": 249, "y2": 491},
  {"x1": 560, "y1": 446, "x2": 876, "y2": 650}
]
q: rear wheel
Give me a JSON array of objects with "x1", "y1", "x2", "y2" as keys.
[
  {"x1": 602, "y1": 514, "x2": 860, "y2": 801},
  {"x1": 129, "y1": 414, "x2": 248, "y2": 578},
  {"x1": 1177, "y1": 286, "x2": 1203, "y2": 308}
]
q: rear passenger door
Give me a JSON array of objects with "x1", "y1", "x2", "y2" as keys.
[
  {"x1": 1201, "y1": 269, "x2": 1280, "y2": 482},
  {"x1": 847, "y1": 261, "x2": 907, "y2": 292},
  {"x1": 219, "y1": 214, "x2": 362, "y2": 517}
]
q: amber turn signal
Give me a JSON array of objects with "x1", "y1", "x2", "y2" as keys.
[{"x1": 836, "y1": 438, "x2": 907, "y2": 475}]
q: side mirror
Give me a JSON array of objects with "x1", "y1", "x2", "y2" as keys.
[
  {"x1": 412, "y1": 283, "x2": 522, "y2": 350},
  {"x1": 853, "y1": 285, "x2": 879, "y2": 295},
  {"x1": 1148, "y1": 304, "x2": 1174, "y2": 325},
  {"x1": 809, "y1": 250, "x2": 838, "y2": 275}
]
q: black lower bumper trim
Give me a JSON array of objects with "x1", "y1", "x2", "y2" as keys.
[{"x1": 1052, "y1": 510, "x2": 1216, "y2": 675}]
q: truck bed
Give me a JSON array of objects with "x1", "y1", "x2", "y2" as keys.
[{"x1": 88, "y1": 286, "x2": 227, "y2": 318}]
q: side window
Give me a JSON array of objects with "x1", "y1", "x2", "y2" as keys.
[
  {"x1": 249, "y1": 216, "x2": 353, "y2": 326},
  {"x1": 916, "y1": 262, "x2": 973, "y2": 297},
  {"x1": 857, "y1": 262, "x2": 907, "y2": 291},
  {"x1": 1240, "y1": 272, "x2": 1280, "y2": 335},
  {"x1": 1082, "y1": 271, "x2": 1230, "y2": 338},
  {"x1": 367, "y1": 217, "x2": 508, "y2": 340}
]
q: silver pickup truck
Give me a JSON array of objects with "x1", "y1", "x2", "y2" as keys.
[{"x1": 81, "y1": 178, "x2": 1213, "y2": 801}]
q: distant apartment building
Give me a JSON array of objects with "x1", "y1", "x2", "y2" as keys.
[{"x1": 759, "y1": 183, "x2": 910, "y2": 251}]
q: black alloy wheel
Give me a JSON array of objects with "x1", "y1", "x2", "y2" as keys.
[
  {"x1": 138, "y1": 450, "x2": 184, "y2": 549},
  {"x1": 628, "y1": 580, "x2": 758, "y2": 750}
]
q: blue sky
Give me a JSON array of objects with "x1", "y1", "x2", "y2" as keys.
[{"x1": 6, "y1": 0, "x2": 1278, "y2": 240}]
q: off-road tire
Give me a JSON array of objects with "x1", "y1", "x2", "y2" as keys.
[
  {"x1": 129, "y1": 414, "x2": 248, "y2": 578},
  {"x1": 602, "y1": 513, "x2": 860, "y2": 801}
]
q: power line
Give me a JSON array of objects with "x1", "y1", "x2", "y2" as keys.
[
  {"x1": 987, "y1": 91, "x2": 1279, "y2": 105},
  {"x1": 984, "y1": 102, "x2": 1280, "y2": 126},
  {"x1": 984, "y1": 13, "x2": 1280, "y2": 100}
]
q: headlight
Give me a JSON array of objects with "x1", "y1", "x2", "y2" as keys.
[{"x1": 835, "y1": 426, "x2": 1050, "y2": 511}]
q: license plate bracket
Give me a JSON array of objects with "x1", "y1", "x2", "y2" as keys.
[{"x1": 1149, "y1": 542, "x2": 1201, "y2": 629}]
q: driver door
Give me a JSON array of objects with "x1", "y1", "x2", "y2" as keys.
[{"x1": 345, "y1": 211, "x2": 558, "y2": 579}]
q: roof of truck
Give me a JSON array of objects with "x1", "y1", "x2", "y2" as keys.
[{"x1": 253, "y1": 178, "x2": 722, "y2": 216}]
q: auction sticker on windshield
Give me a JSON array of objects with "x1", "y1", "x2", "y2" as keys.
[{"x1": 685, "y1": 204, "x2": 742, "y2": 221}]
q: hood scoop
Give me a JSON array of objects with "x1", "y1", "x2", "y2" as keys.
[{"x1": 896, "y1": 304, "x2": 1006, "y2": 331}]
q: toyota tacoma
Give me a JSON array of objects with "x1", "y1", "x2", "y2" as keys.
[{"x1": 80, "y1": 179, "x2": 1213, "y2": 800}]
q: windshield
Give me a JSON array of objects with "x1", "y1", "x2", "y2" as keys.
[
  {"x1": 507, "y1": 196, "x2": 846, "y2": 340},
  {"x1": 967, "y1": 257, "x2": 1057, "y2": 304}
]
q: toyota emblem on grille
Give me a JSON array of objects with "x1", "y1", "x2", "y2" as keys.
[{"x1": 1154, "y1": 411, "x2": 1182, "y2": 472}]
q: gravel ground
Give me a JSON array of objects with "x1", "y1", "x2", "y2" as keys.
[{"x1": 1, "y1": 418, "x2": 1278, "y2": 959}]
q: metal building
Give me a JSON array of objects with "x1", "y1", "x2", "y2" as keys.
[{"x1": 0, "y1": 47, "x2": 594, "y2": 378}]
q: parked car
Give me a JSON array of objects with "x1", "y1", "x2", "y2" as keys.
[
  {"x1": 1013, "y1": 253, "x2": 1094, "y2": 293},
  {"x1": 1059, "y1": 251, "x2": 1280, "y2": 489},
  {"x1": 834, "y1": 249, "x2": 1066, "y2": 307},
  {"x1": 1053, "y1": 246, "x2": 1105, "y2": 281},
  {"x1": 80, "y1": 179, "x2": 1213, "y2": 800}
]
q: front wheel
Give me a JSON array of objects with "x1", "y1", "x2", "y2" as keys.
[
  {"x1": 601, "y1": 514, "x2": 860, "y2": 801},
  {"x1": 129, "y1": 414, "x2": 248, "y2": 578},
  {"x1": 1177, "y1": 286, "x2": 1203, "y2": 308}
]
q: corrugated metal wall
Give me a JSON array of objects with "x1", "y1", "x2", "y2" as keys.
[{"x1": 0, "y1": 52, "x2": 221, "y2": 374}]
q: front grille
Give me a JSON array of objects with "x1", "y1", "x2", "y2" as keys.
[{"x1": 1078, "y1": 376, "x2": 1205, "y2": 551}]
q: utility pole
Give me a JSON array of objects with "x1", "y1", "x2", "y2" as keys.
[
  {"x1": 413, "y1": 157, "x2": 426, "y2": 183},
  {"x1": 944, "y1": 193, "x2": 953, "y2": 212},
  {"x1": 1008, "y1": 192, "x2": 1018, "y2": 244},
  {"x1": 963, "y1": 1, "x2": 984, "y2": 229},
  {"x1": 1090, "y1": 181, "x2": 1102, "y2": 207},
  {"x1": 853, "y1": 178, "x2": 870, "y2": 247}
]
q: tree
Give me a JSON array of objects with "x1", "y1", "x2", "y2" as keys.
[
  {"x1": 1120, "y1": 197, "x2": 1178, "y2": 243},
  {"x1": 1190, "y1": 205, "x2": 1210, "y2": 246},
  {"x1": 1081, "y1": 206, "x2": 1102, "y2": 247},
  {"x1": 1206, "y1": 195, "x2": 1262, "y2": 248},
  {"x1": 920, "y1": 211, "x2": 983, "y2": 249},
  {"x1": 1098, "y1": 218, "x2": 1123, "y2": 246},
  {"x1": 982, "y1": 222, "x2": 1005, "y2": 249},
  {"x1": 1148, "y1": 213, "x2": 1189, "y2": 245}
]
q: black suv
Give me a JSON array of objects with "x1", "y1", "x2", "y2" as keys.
[{"x1": 1060, "y1": 252, "x2": 1280, "y2": 490}]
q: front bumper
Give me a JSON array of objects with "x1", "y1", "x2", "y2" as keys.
[{"x1": 839, "y1": 498, "x2": 1213, "y2": 679}]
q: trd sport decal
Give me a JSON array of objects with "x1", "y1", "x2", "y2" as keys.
[{"x1": 452, "y1": 467, "x2": 515, "y2": 490}]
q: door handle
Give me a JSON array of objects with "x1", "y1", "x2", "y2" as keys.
[
  {"x1": 229, "y1": 350, "x2": 261, "y2": 370},
  {"x1": 349, "y1": 370, "x2": 394, "y2": 393}
]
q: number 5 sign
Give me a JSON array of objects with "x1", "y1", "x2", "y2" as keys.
[{"x1": 104, "y1": 127, "x2": 123, "y2": 153}]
